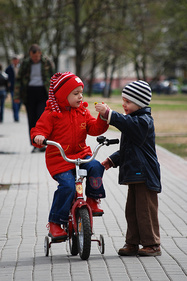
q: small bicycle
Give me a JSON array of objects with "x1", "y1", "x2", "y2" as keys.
[{"x1": 43, "y1": 136, "x2": 119, "y2": 260}]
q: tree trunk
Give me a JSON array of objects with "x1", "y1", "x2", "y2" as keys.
[
  {"x1": 135, "y1": 60, "x2": 141, "y2": 80},
  {"x1": 142, "y1": 55, "x2": 147, "y2": 81},
  {"x1": 87, "y1": 41, "x2": 97, "y2": 96},
  {"x1": 108, "y1": 56, "x2": 117, "y2": 97}
]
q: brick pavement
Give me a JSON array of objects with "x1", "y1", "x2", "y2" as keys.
[{"x1": 0, "y1": 109, "x2": 187, "y2": 281}]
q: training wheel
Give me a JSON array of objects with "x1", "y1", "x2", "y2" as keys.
[
  {"x1": 98, "y1": 234, "x2": 105, "y2": 254},
  {"x1": 44, "y1": 236, "x2": 49, "y2": 256}
]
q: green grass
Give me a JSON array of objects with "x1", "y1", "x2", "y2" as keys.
[
  {"x1": 150, "y1": 103, "x2": 187, "y2": 111},
  {"x1": 151, "y1": 93, "x2": 187, "y2": 111},
  {"x1": 152, "y1": 93, "x2": 187, "y2": 102},
  {"x1": 156, "y1": 136, "x2": 187, "y2": 159}
]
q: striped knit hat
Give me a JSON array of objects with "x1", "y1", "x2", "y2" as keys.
[
  {"x1": 48, "y1": 72, "x2": 84, "y2": 117},
  {"x1": 122, "y1": 80, "x2": 152, "y2": 108}
]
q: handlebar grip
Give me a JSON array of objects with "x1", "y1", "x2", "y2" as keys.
[
  {"x1": 97, "y1": 136, "x2": 106, "y2": 144},
  {"x1": 43, "y1": 139, "x2": 48, "y2": 145},
  {"x1": 106, "y1": 138, "x2": 119, "y2": 146}
]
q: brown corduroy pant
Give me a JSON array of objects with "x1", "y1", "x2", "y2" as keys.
[{"x1": 125, "y1": 183, "x2": 160, "y2": 246}]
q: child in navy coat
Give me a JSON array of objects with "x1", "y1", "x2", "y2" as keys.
[{"x1": 95, "y1": 80, "x2": 162, "y2": 256}]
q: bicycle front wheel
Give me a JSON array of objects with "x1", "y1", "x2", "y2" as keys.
[
  {"x1": 76, "y1": 207, "x2": 92, "y2": 260},
  {"x1": 69, "y1": 227, "x2": 78, "y2": 256}
]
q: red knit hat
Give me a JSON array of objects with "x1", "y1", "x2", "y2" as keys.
[{"x1": 48, "y1": 72, "x2": 84, "y2": 117}]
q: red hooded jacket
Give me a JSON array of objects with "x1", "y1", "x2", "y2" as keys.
[{"x1": 30, "y1": 102, "x2": 108, "y2": 178}]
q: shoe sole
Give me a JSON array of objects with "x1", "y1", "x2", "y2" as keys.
[
  {"x1": 138, "y1": 251, "x2": 162, "y2": 256},
  {"x1": 118, "y1": 251, "x2": 138, "y2": 256},
  {"x1": 48, "y1": 233, "x2": 67, "y2": 242},
  {"x1": 92, "y1": 211, "x2": 104, "y2": 216}
]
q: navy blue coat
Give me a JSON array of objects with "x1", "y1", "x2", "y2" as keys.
[{"x1": 109, "y1": 107, "x2": 162, "y2": 193}]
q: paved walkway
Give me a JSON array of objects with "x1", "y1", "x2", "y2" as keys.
[{"x1": 0, "y1": 109, "x2": 187, "y2": 281}]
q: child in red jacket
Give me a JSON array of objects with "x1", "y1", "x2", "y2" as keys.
[{"x1": 31, "y1": 72, "x2": 108, "y2": 240}]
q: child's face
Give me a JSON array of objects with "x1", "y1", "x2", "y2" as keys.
[
  {"x1": 122, "y1": 97, "x2": 141, "y2": 114},
  {"x1": 67, "y1": 86, "x2": 83, "y2": 108}
]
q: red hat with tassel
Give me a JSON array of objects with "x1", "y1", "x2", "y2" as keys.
[{"x1": 48, "y1": 72, "x2": 84, "y2": 117}]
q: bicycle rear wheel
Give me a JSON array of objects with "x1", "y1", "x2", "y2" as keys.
[{"x1": 76, "y1": 207, "x2": 92, "y2": 260}]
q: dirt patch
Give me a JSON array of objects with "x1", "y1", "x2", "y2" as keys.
[{"x1": 153, "y1": 110, "x2": 187, "y2": 134}]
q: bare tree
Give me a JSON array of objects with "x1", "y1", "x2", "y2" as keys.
[
  {"x1": 0, "y1": 0, "x2": 68, "y2": 68},
  {"x1": 123, "y1": 0, "x2": 164, "y2": 81},
  {"x1": 1, "y1": 0, "x2": 186, "y2": 89},
  {"x1": 66, "y1": 0, "x2": 113, "y2": 77}
]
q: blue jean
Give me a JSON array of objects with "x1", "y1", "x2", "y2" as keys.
[
  {"x1": 0, "y1": 90, "x2": 6, "y2": 122},
  {"x1": 49, "y1": 158, "x2": 105, "y2": 224},
  {"x1": 10, "y1": 90, "x2": 21, "y2": 121}
]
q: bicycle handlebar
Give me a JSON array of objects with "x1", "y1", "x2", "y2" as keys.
[
  {"x1": 105, "y1": 138, "x2": 119, "y2": 145},
  {"x1": 43, "y1": 136, "x2": 119, "y2": 165}
]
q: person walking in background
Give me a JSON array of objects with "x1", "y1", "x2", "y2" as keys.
[
  {"x1": 0, "y1": 64, "x2": 8, "y2": 123},
  {"x1": 5, "y1": 56, "x2": 21, "y2": 122},
  {"x1": 95, "y1": 80, "x2": 162, "y2": 257},
  {"x1": 14, "y1": 44, "x2": 54, "y2": 152}
]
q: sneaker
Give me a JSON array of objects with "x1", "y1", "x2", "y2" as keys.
[
  {"x1": 39, "y1": 146, "x2": 46, "y2": 152},
  {"x1": 31, "y1": 147, "x2": 40, "y2": 153},
  {"x1": 138, "y1": 245, "x2": 162, "y2": 256},
  {"x1": 47, "y1": 222, "x2": 67, "y2": 240},
  {"x1": 86, "y1": 197, "x2": 104, "y2": 216},
  {"x1": 31, "y1": 146, "x2": 46, "y2": 153},
  {"x1": 118, "y1": 244, "x2": 139, "y2": 256}
]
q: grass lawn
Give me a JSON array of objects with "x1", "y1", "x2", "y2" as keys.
[{"x1": 155, "y1": 135, "x2": 187, "y2": 159}]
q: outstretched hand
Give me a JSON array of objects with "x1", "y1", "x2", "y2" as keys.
[{"x1": 95, "y1": 103, "x2": 109, "y2": 116}]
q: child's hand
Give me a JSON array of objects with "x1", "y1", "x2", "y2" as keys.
[
  {"x1": 34, "y1": 135, "x2": 45, "y2": 146},
  {"x1": 101, "y1": 158, "x2": 113, "y2": 170},
  {"x1": 95, "y1": 102, "x2": 109, "y2": 116}
]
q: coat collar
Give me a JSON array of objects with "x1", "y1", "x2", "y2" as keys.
[{"x1": 130, "y1": 107, "x2": 151, "y2": 117}]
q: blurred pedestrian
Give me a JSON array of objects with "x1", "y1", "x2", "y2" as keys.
[
  {"x1": 0, "y1": 64, "x2": 8, "y2": 123},
  {"x1": 5, "y1": 56, "x2": 21, "y2": 122},
  {"x1": 14, "y1": 44, "x2": 54, "y2": 152}
]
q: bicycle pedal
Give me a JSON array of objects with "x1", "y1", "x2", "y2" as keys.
[
  {"x1": 48, "y1": 233, "x2": 67, "y2": 243},
  {"x1": 52, "y1": 238, "x2": 67, "y2": 243},
  {"x1": 92, "y1": 212, "x2": 104, "y2": 217}
]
